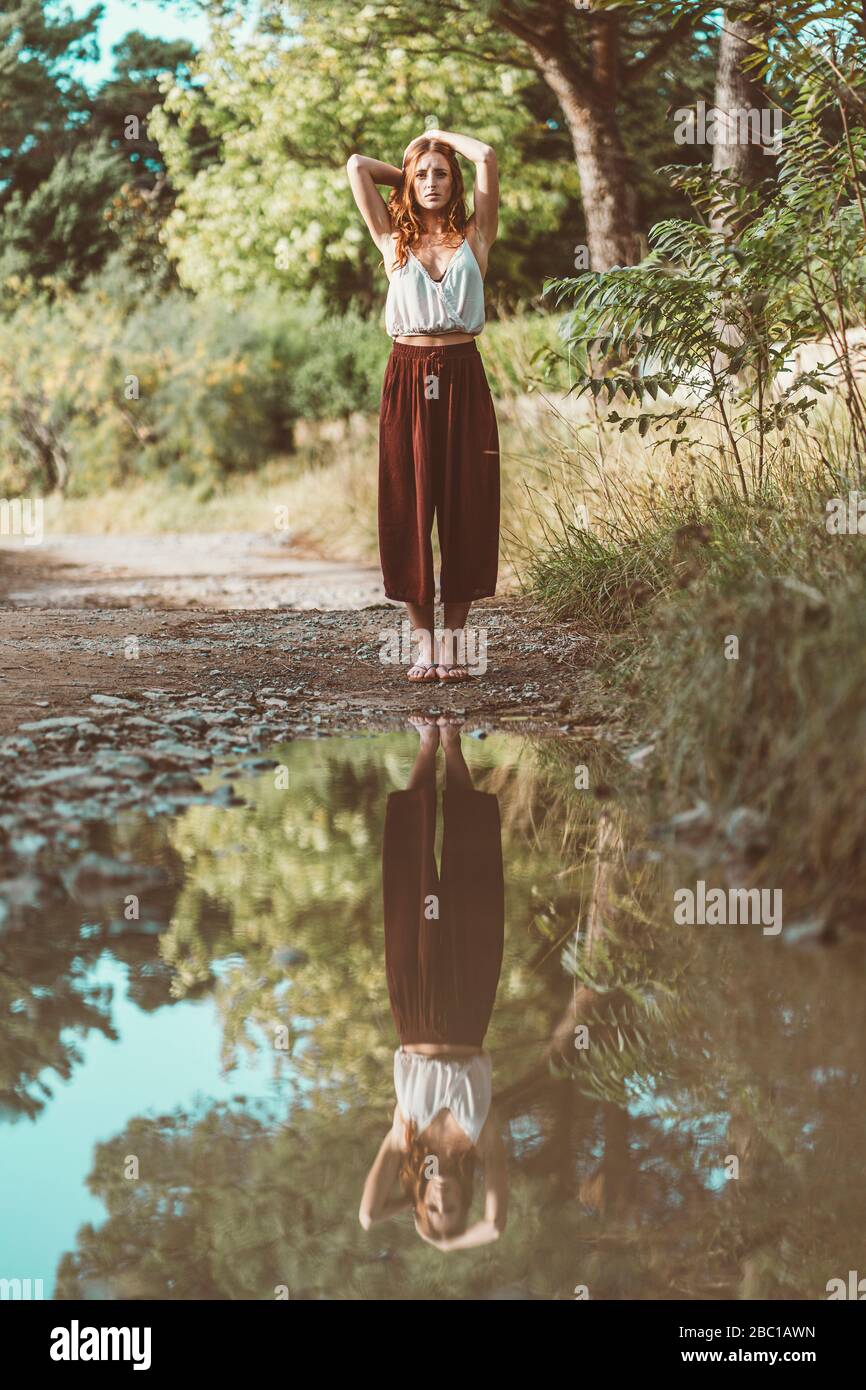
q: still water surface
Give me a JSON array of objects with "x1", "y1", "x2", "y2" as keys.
[{"x1": 1, "y1": 729, "x2": 862, "y2": 1299}]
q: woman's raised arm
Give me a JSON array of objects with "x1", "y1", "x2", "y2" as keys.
[
  {"x1": 346, "y1": 154, "x2": 402, "y2": 253},
  {"x1": 358, "y1": 1109, "x2": 410, "y2": 1229}
]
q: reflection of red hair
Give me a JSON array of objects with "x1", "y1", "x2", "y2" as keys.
[
  {"x1": 399, "y1": 1118, "x2": 476, "y2": 1238},
  {"x1": 387, "y1": 139, "x2": 467, "y2": 274}
]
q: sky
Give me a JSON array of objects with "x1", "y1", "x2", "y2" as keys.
[
  {"x1": 0, "y1": 954, "x2": 294, "y2": 1297},
  {"x1": 66, "y1": 0, "x2": 211, "y2": 88}
]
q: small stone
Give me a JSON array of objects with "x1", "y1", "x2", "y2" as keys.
[
  {"x1": 626, "y1": 743, "x2": 655, "y2": 767},
  {"x1": 10, "y1": 833, "x2": 47, "y2": 857},
  {"x1": 19, "y1": 716, "x2": 95, "y2": 732},
  {"x1": 160, "y1": 709, "x2": 209, "y2": 727},
  {"x1": 724, "y1": 806, "x2": 769, "y2": 855},
  {"x1": 90, "y1": 694, "x2": 140, "y2": 710},
  {"x1": 27, "y1": 766, "x2": 91, "y2": 789},
  {"x1": 1, "y1": 736, "x2": 36, "y2": 755},
  {"x1": 783, "y1": 917, "x2": 829, "y2": 947},
  {"x1": 93, "y1": 752, "x2": 151, "y2": 777}
]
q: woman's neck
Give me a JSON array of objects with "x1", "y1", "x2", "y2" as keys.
[{"x1": 417, "y1": 211, "x2": 446, "y2": 237}]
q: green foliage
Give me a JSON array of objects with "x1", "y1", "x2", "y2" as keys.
[
  {"x1": 151, "y1": 1, "x2": 574, "y2": 309},
  {"x1": 0, "y1": 138, "x2": 128, "y2": 289},
  {"x1": 542, "y1": 14, "x2": 866, "y2": 491},
  {"x1": 0, "y1": 4, "x2": 201, "y2": 289},
  {"x1": 158, "y1": 736, "x2": 576, "y2": 1092},
  {"x1": 0, "y1": 263, "x2": 388, "y2": 493},
  {"x1": 38, "y1": 729, "x2": 866, "y2": 1300},
  {"x1": 0, "y1": 0, "x2": 98, "y2": 201},
  {"x1": 150, "y1": 0, "x2": 716, "y2": 309}
]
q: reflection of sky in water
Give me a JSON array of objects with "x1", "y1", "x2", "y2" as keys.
[
  {"x1": 0, "y1": 954, "x2": 291, "y2": 1297},
  {"x1": 626, "y1": 1079, "x2": 731, "y2": 1190}
]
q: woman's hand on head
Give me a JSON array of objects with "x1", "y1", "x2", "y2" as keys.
[
  {"x1": 401, "y1": 135, "x2": 423, "y2": 168},
  {"x1": 402, "y1": 131, "x2": 447, "y2": 167},
  {"x1": 413, "y1": 1216, "x2": 452, "y2": 1251}
]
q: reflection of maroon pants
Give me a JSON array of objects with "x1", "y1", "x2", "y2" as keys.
[
  {"x1": 383, "y1": 786, "x2": 504, "y2": 1047},
  {"x1": 378, "y1": 340, "x2": 500, "y2": 605}
]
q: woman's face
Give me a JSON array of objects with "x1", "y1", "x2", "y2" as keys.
[
  {"x1": 422, "y1": 1173, "x2": 463, "y2": 1237},
  {"x1": 412, "y1": 154, "x2": 453, "y2": 212}
]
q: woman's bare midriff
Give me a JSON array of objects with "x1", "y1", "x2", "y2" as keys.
[
  {"x1": 394, "y1": 332, "x2": 477, "y2": 345},
  {"x1": 402, "y1": 1043, "x2": 483, "y2": 1056}
]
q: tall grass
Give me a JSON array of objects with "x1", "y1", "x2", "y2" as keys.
[{"x1": 523, "y1": 396, "x2": 866, "y2": 934}]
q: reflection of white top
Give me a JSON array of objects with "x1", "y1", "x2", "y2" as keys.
[
  {"x1": 384, "y1": 237, "x2": 486, "y2": 339},
  {"x1": 394, "y1": 1048, "x2": 492, "y2": 1146}
]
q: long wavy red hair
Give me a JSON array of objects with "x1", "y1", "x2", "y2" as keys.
[
  {"x1": 387, "y1": 139, "x2": 468, "y2": 273},
  {"x1": 399, "y1": 1118, "x2": 476, "y2": 1239}
]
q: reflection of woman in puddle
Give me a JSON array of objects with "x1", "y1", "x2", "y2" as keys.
[{"x1": 359, "y1": 718, "x2": 507, "y2": 1250}]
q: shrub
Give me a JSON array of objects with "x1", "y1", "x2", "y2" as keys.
[{"x1": 0, "y1": 262, "x2": 388, "y2": 495}]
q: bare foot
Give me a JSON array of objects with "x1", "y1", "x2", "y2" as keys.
[
  {"x1": 436, "y1": 629, "x2": 472, "y2": 681},
  {"x1": 408, "y1": 715, "x2": 440, "y2": 746},
  {"x1": 407, "y1": 660, "x2": 438, "y2": 681}
]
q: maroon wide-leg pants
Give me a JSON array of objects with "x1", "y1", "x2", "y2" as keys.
[
  {"x1": 378, "y1": 340, "x2": 500, "y2": 605},
  {"x1": 383, "y1": 785, "x2": 505, "y2": 1047}
]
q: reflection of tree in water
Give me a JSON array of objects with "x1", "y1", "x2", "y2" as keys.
[
  {"x1": 0, "y1": 815, "x2": 186, "y2": 1119},
  {"x1": 158, "y1": 738, "x2": 580, "y2": 1092},
  {"x1": 2, "y1": 737, "x2": 576, "y2": 1121},
  {"x1": 17, "y1": 736, "x2": 866, "y2": 1298},
  {"x1": 54, "y1": 1098, "x2": 595, "y2": 1301},
  {"x1": 555, "y1": 806, "x2": 866, "y2": 1300}
]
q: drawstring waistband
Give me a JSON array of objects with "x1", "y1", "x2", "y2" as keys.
[{"x1": 390, "y1": 339, "x2": 479, "y2": 368}]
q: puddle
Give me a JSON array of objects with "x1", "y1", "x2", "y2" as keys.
[{"x1": 1, "y1": 730, "x2": 863, "y2": 1300}]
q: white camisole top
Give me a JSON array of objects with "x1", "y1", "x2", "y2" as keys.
[
  {"x1": 384, "y1": 236, "x2": 485, "y2": 339},
  {"x1": 394, "y1": 1048, "x2": 492, "y2": 1146}
]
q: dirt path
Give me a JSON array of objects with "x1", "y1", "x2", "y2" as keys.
[
  {"x1": 0, "y1": 531, "x2": 603, "y2": 736},
  {"x1": 0, "y1": 531, "x2": 386, "y2": 611},
  {"x1": 0, "y1": 531, "x2": 610, "y2": 918}
]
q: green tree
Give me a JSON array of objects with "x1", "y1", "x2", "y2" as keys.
[
  {"x1": 151, "y1": 0, "x2": 717, "y2": 307},
  {"x1": 0, "y1": 0, "x2": 99, "y2": 202},
  {"x1": 0, "y1": 4, "x2": 203, "y2": 289}
]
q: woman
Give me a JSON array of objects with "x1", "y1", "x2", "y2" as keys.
[
  {"x1": 358, "y1": 718, "x2": 508, "y2": 1249},
  {"x1": 346, "y1": 130, "x2": 500, "y2": 681}
]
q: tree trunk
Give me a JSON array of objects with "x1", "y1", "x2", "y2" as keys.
[
  {"x1": 536, "y1": 58, "x2": 642, "y2": 270},
  {"x1": 567, "y1": 100, "x2": 642, "y2": 270},
  {"x1": 710, "y1": 11, "x2": 772, "y2": 229}
]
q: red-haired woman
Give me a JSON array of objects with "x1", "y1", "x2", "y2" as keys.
[
  {"x1": 346, "y1": 131, "x2": 500, "y2": 681},
  {"x1": 359, "y1": 718, "x2": 508, "y2": 1249}
]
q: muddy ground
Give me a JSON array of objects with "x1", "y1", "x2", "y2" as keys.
[
  {"x1": 0, "y1": 532, "x2": 614, "y2": 915},
  {"x1": 0, "y1": 531, "x2": 606, "y2": 736}
]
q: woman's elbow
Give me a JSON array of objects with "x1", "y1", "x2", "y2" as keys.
[
  {"x1": 478, "y1": 145, "x2": 496, "y2": 164},
  {"x1": 346, "y1": 153, "x2": 361, "y2": 174},
  {"x1": 358, "y1": 1207, "x2": 373, "y2": 1231}
]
